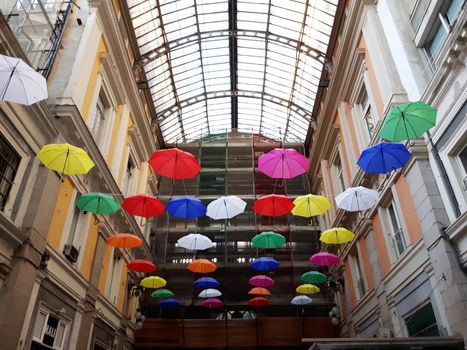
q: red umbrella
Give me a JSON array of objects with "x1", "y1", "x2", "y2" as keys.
[
  {"x1": 148, "y1": 148, "x2": 201, "y2": 179},
  {"x1": 253, "y1": 194, "x2": 294, "y2": 217},
  {"x1": 122, "y1": 194, "x2": 165, "y2": 218},
  {"x1": 127, "y1": 259, "x2": 156, "y2": 273},
  {"x1": 248, "y1": 297, "x2": 269, "y2": 307}
]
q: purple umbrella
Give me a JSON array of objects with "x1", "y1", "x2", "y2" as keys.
[
  {"x1": 249, "y1": 275, "x2": 275, "y2": 287},
  {"x1": 309, "y1": 252, "x2": 340, "y2": 266},
  {"x1": 202, "y1": 298, "x2": 224, "y2": 308},
  {"x1": 258, "y1": 148, "x2": 309, "y2": 179}
]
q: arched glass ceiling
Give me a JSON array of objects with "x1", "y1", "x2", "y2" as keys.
[{"x1": 127, "y1": 0, "x2": 338, "y2": 143}]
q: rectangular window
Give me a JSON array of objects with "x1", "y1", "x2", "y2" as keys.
[
  {"x1": 122, "y1": 157, "x2": 137, "y2": 196},
  {"x1": 334, "y1": 156, "x2": 346, "y2": 193},
  {"x1": 32, "y1": 308, "x2": 68, "y2": 350},
  {"x1": 387, "y1": 201, "x2": 408, "y2": 258},
  {"x1": 88, "y1": 94, "x2": 106, "y2": 145},
  {"x1": 349, "y1": 247, "x2": 366, "y2": 299},
  {"x1": 0, "y1": 134, "x2": 20, "y2": 211},
  {"x1": 360, "y1": 90, "x2": 376, "y2": 139},
  {"x1": 405, "y1": 302, "x2": 440, "y2": 337}
]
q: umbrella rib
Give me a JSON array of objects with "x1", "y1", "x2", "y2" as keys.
[{"x1": 0, "y1": 61, "x2": 19, "y2": 100}]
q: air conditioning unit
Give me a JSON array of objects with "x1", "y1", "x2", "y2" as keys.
[{"x1": 63, "y1": 244, "x2": 79, "y2": 263}]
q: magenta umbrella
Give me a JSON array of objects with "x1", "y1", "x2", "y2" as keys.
[
  {"x1": 309, "y1": 252, "x2": 340, "y2": 266},
  {"x1": 258, "y1": 148, "x2": 309, "y2": 179},
  {"x1": 249, "y1": 275, "x2": 275, "y2": 287},
  {"x1": 202, "y1": 298, "x2": 224, "y2": 308}
]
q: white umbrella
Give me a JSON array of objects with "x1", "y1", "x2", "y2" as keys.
[
  {"x1": 199, "y1": 288, "x2": 222, "y2": 298},
  {"x1": 0, "y1": 54, "x2": 48, "y2": 105},
  {"x1": 206, "y1": 195, "x2": 247, "y2": 220},
  {"x1": 335, "y1": 186, "x2": 379, "y2": 212},
  {"x1": 177, "y1": 233, "x2": 212, "y2": 250},
  {"x1": 291, "y1": 295, "x2": 312, "y2": 305}
]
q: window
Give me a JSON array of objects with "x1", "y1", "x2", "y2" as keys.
[
  {"x1": 32, "y1": 308, "x2": 68, "y2": 350},
  {"x1": 62, "y1": 191, "x2": 89, "y2": 262},
  {"x1": 332, "y1": 155, "x2": 346, "y2": 193},
  {"x1": 349, "y1": 247, "x2": 366, "y2": 300},
  {"x1": 360, "y1": 90, "x2": 376, "y2": 139},
  {"x1": 0, "y1": 134, "x2": 20, "y2": 211},
  {"x1": 88, "y1": 93, "x2": 106, "y2": 146},
  {"x1": 122, "y1": 157, "x2": 137, "y2": 196},
  {"x1": 405, "y1": 302, "x2": 440, "y2": 337},
  {"x1": 106, "y1": 250, "x2": 123, "y2": 304},
  {"x1": 457, "y1": 144, "x2": 467, "y2": 190},
  {"x1": 386, "y1": 201, "x2": 408, "y2": 258}
]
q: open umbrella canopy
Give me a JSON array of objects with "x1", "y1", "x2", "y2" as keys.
[
  {"x1": 0, "y1": 54, "x2": 48, "y2": 105},
  {"x1": 160, "y1": 298, "x2": 181, "y2": 308},
  {"x1": 253, "y1": 194, "x2": 294, "y2": 217},
  {"x1": 250, "y1": 257, "x2": 279, "y2": 271},
  {"x1": 152, "y1": 289, "x2": 174, "y2": 299},
  {"x1": 75, "y1": 192, "x2": 120, "y2": 215},
  {"x1": 202, "y1": 298, "x2": 224, "y2": 308},
  {"x1": 301, "y1": 271, "x2": 327, "y2": 284},
  {"x1": 248, "y1": 287, "x2": 271, "y2": 296},
  {"x1": 335, "y1": 186, "x2": 379, "y2": 212},
  {"x1": 188, "y1": 259, "x2": 217, "y2": 273},
  {"x1": 248, "y1": 297, "x2": 269, "y2": 307},
  {"x1": 249, "y1": 275, "x2": 275, "y2": 287},
  {"x1": 291, "y1": 295, "x2": 312, "y2": 306},
  {"x1": 320, "y1": 227, "x2": 355, "y2": 245},
  {"x1": 309, "y1": 252, "x2": 340, "y2": 267},
  {"x1": 193, "y1": 277, "x2": 220, "y2": 288},
  {"x1": 122, "y1": 194, "x2": 165, "y2": 218},
  {"x1": 378, "y1": 101, "x2": 437, "y2": 142},
  {"x1": 199, "y1": 288, "x2": 222, "y2": 298},
  {"x1": 127, "y1": 260, "x2": 156, "y2": 273},
  {"x1": 177, "y1": 233, "x2": 213, "y2": 251},
  {"x1": 148, "y1": 148, "x2": 201, "y2": 179},
  {"x1": 258, "y1": 148, "x2": 309, "y2": 179},
  {"x1": 252, "y1": 231, "x2": 286, "y2": 249},
  {"x1": 206, "y1": 195, "x2": 247, "y2": 220},
  {"x1": 106, "y1": 233, "x2": 142, "y2": 249},
  {"x1": 357, "y1": 142, "x2": 411, "y2": 174},
  {"x1": 291, "y1": 194, "x2": 331, "y2": 217},
  {"x1": 140, "y1": 276, "x2": 167, "y2": 289},
  {"x1": 37, "y1": 143, "x2": 95, "y2": 175},
  {"x1": 296, "y1": 284, "x2": 320, "y2": 295},
  {"x1": 166, "y1": 197, "x2": 206, "y2": 219}
]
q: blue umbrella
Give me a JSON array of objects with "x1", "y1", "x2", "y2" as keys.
[
  {"x1": 357, "y1": 142, "x2": 411, "y2": 174},
  {"x1": 250, "y1": 257, "x2": 279, "y2": 271},
  {"x1": 160, "y1": 298, "x2": 181, "y2": 308},
  {"x1": 193, "y1": 277, "x2": 220, "y2": 288},
  {"x1": 166, "y1": 196, "x2": 206, "y2": 219}
]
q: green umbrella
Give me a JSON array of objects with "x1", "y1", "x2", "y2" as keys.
[
  {"x1": 378, "y1": 101, "x2": 437, "y2": 142},
  {"x1": 301, "y1": 271, "x2": 327, "y2": 284},
  {"x1": 252, "y1": 231, "x2": 286, "y2": 249},
  {"x1": 152, "y1": 288, "x2": 175, "y2": 299},
  {"x1": 75, "y1": 192, "x2": 120, "y2": 214}
]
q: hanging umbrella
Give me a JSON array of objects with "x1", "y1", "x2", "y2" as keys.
[
  {"x1": 199, "y1": 288, "x2": 222, "y2": 298},
  {"x1": 250, "y1": 257, "x2": 279, "y2": 271},
  {"x1": 177, "y1": 233, "x2": 213, "y2": 251},
  {"x1": 296, "y1": 284, "x2": 320, "y2": 295},
  {"x1": 320, "y1": 227, "x2": 355, "y2": 245},
  {"x1": 122, "y1": 194, "x2": 165, "y2": 218},
  {"x1": 251, "y1": 231, "x2": 286, "y2": 249},
  {"x1": 37, "y1": 143, "x2": 95, "y2": 175},
  {"x1": 248, "y1": 287, "x2": 271, "y2": 296},
  {"x1": 357, "y1": 142, "x2": 411, "y2": 174},
  {"x1": 166, "y1": 196, "x2": 206, "y2": 219},
  {"x1": 202, "y1": 298, "x2": 224, "y2": 308},
  {"x1": 258, "y1": 148, "x2": 309, "y2": 179},
  {"x1": 253, "y1": 194, "x2": 294, "y2": 217},
  {"x1": 309, "y1": 252, "x2": 340, "y2": 267},
  {"x1": 160, "y1": 298, "x2": 181, "y2": 308},
  {"x1": 301, "y1": 271, "x2": 327, "y2": 284},
  {"x1": 291, "y1": 295, "x2": 313, "y2": 306},
  {"x1": 206, "y1": 195, "x2": 247, "y2": 220},
  {"x1": 335, "y1": 186, "x2": 379, "y2": 212},
  {"x1": 140, "y1": 276, "x2": 167, "y2": 289},
  {"x1": 193, "y1": 277, "x2": 220, "y2": 288},
  {"x1": 152, "y1": 289, "x2": 174, "y2": 299},
  {"x1": 378, "y1": 101, "x2": 437, "y2": 142},
  {"x1": 127, "y1": 259, "x2": 156, "y2": 273},
  {"x1": 148, "y1": 148, "x2": 201, "y2": 179},
  {"x1": 248, "y1": 297, "x2": 269, "y2": 307},
  {"x1": 0, "y1": 54, "x2": 48, "y2": 105},
  {"x1": 106, "y1": 233, "x2": 142, "y2": 249},
  {"x1": 188, "y1": 259, "x2": 217, "y2": 273},
  {"x1": 249, "y1": 275, "x2": 275, "y2": 287},
  {"x1": 291, "y1": 194, "x2": 331, "y2": 217},
  {"x1": 75, "y1": 192, "x2": 120, "y2": 215}
]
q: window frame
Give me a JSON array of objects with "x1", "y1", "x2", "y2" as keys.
[
  {"x1": 0, "y1": 132, "x2": 21, "y2": 211},
  {"x1": 32, "y1": 306, "x2": 70, "y2": 350},
  {"x1": 121, "y1": 147, "x2": 139, "y2": 197},
  {"x1": 348, "y1": 244, "x2": 367, "y2": 300}
]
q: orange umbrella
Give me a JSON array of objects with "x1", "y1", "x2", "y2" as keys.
[
  {"x1": 248, "y1": 287, "x2": 271, "y2": 296},
  {"x1": 187, "y1": 259, "x2": 217, "y2": 274},
  {"x1": 106, "y1": 233, "x2": 142, "y2": 249}
]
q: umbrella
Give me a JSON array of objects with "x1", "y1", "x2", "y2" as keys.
[
  {"x1": 106, "y1": 233, "x2": 142, "y2": 249},
  {"x1": 251, "y1": 231, "x2": 286, "y2": 249},
  {"x1": 291, "y1": 295, "x2": 313, "y2": 306},
  {"x1": 248, "y1": 297, "x2": 269, "y2": 307},
  {"x1": 378, "y1": 101, "x2": 437, "y2": 142},
  {"x1": 193, "y1": 277, "x2": 220, "y2": 288},
  {"x1": 301, "y1": 271, "x2": 327, "y2": 284},
  {"x1": 0, "y1": 54, "x2": 47, "y2": 105},
  {"x1": 75, "y1": 192, "x2": 120, "y2": 215},
  {"x1": 177, "y1": 233, "x2": 213, "y2": 251},
  {"x1": 140, "y1": 276, "x2": 167, "y2": 289},
  {"x1": 199, "y1": 288, "x2": 222, "y2": 298},
  {"x1": 253, "y1": 194, "x2": 294, "y2": 217},
  {"x1": 122, "y1": 194, "x2": 165, "y2": 218},
  {"x1": 166, "y1": 197, "x2": 206, "y2": 219},
  {"x1": 309, "y1": 252, "x2": 340, "y2": 266},
  {"x1": 148, "y1": 148, "x2": 201, "y2": 179},
  {"x1": 335, "y1": 186, "x2": 379, "y2": 212},
  {"x1": 37, "y1": 143, "x2": 95, "y2": 175},
  {"x1": 152, "y1": 289, "x2": 175, "y2": 299},
  {"x1": 248, "y1": 287, "x2": 271, "y2": 296},
  {"x1": 249, "y1": 275, "x2": 275, "y2": 287},
  {"x1": 206, "y1": 195, "x2": 247, "y2": 220},
  {"x1": 258, "y1": 148, "x2": 309, "y2": 179},
  {"x1": 160, "y1": 298, "x2": 181, "y2": 308},
  {"x1": 127, "y1": 260, "x2": 156, "y2": 273},
  {"x1": 250, "y1": 257, "x2": 279, "y2": 271},
  {"x1": 188, "y1": 259, "x2": 217, "y2": 273},
  {"x1": 320, "y1": 227, "x2": 355, "y2": 244},
  {"x1": 357, "y1": 142, "x2": 411, "y2": 174},
  {"x1": 291, "y1": 194, "x2": 331, "y2": 217},
  {"x1": 202, "y1": 298, "x2": 224, "y2": 308},
  {"x1": 296, "y1": 284, "x2": 320, "y2": 295}
]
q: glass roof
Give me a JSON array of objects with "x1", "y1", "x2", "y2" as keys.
[{"x1": 127, "y1": 0, "x2": 338, "y2": 143}]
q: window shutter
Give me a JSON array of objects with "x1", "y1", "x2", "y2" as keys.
[
  {"x1": 33, "y1": 310, "x2": 47, "y2": 340},
  {"x1": 54, "y1": 321, "x2": 66, "y2": 349}
]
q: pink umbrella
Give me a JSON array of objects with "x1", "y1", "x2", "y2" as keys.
[
  {"x1": 309, "y1": 252, "x2": 340, "y2": 266},
  {"x1": 202, "y1": 298, "x2": 224, "y2": 308},
  {"x1": 249, "y1": 275, "x2": 275, "y2": 287},
  {"x1": 258, "y1": 148, "x2": 309, "y2": 179}
]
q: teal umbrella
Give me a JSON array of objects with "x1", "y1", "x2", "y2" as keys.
[
  {"x1": 75, "y1": 192, "x2": 120, "y2": 214},
  {"x1": 152, "y1": 289, "x2": 175, "y2": 299},
  {"x1": 252, "y1": 231, "x2": 286, "y2": 249},
  {"x1": 301, "y1": 271, "x2": 327, "y2": 284},
  {"x1": 378, "y1": 101, "x2": 437, "y2": 142}
]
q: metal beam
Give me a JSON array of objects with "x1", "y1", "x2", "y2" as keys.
[{"x1": 229, "y1": 0, "x2": 238, "y2": 129}]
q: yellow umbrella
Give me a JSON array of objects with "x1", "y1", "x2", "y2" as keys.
[
  {"x1": 140, "y1": 276, "x2": 167, "y2": 289},
  {"x1": 291, "y1": 194, "x2": 330, "y2": 217},
  {"x1": 296, "y1": 284, "x2": 320, "y2": 295},
  {"x1": 320, "y1": 227, "x2": 355, "y2": 244},
  {"x1": 37, "y1": 143, "x2": 94, "y2": 175}
]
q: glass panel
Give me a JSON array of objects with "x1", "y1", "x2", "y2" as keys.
[
  {"x1": 406, "y1": 303, "x2": 440, "y2": 337},
  {"x1": 0, "y1": 133, "x2": 20, "y2": 210}
]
